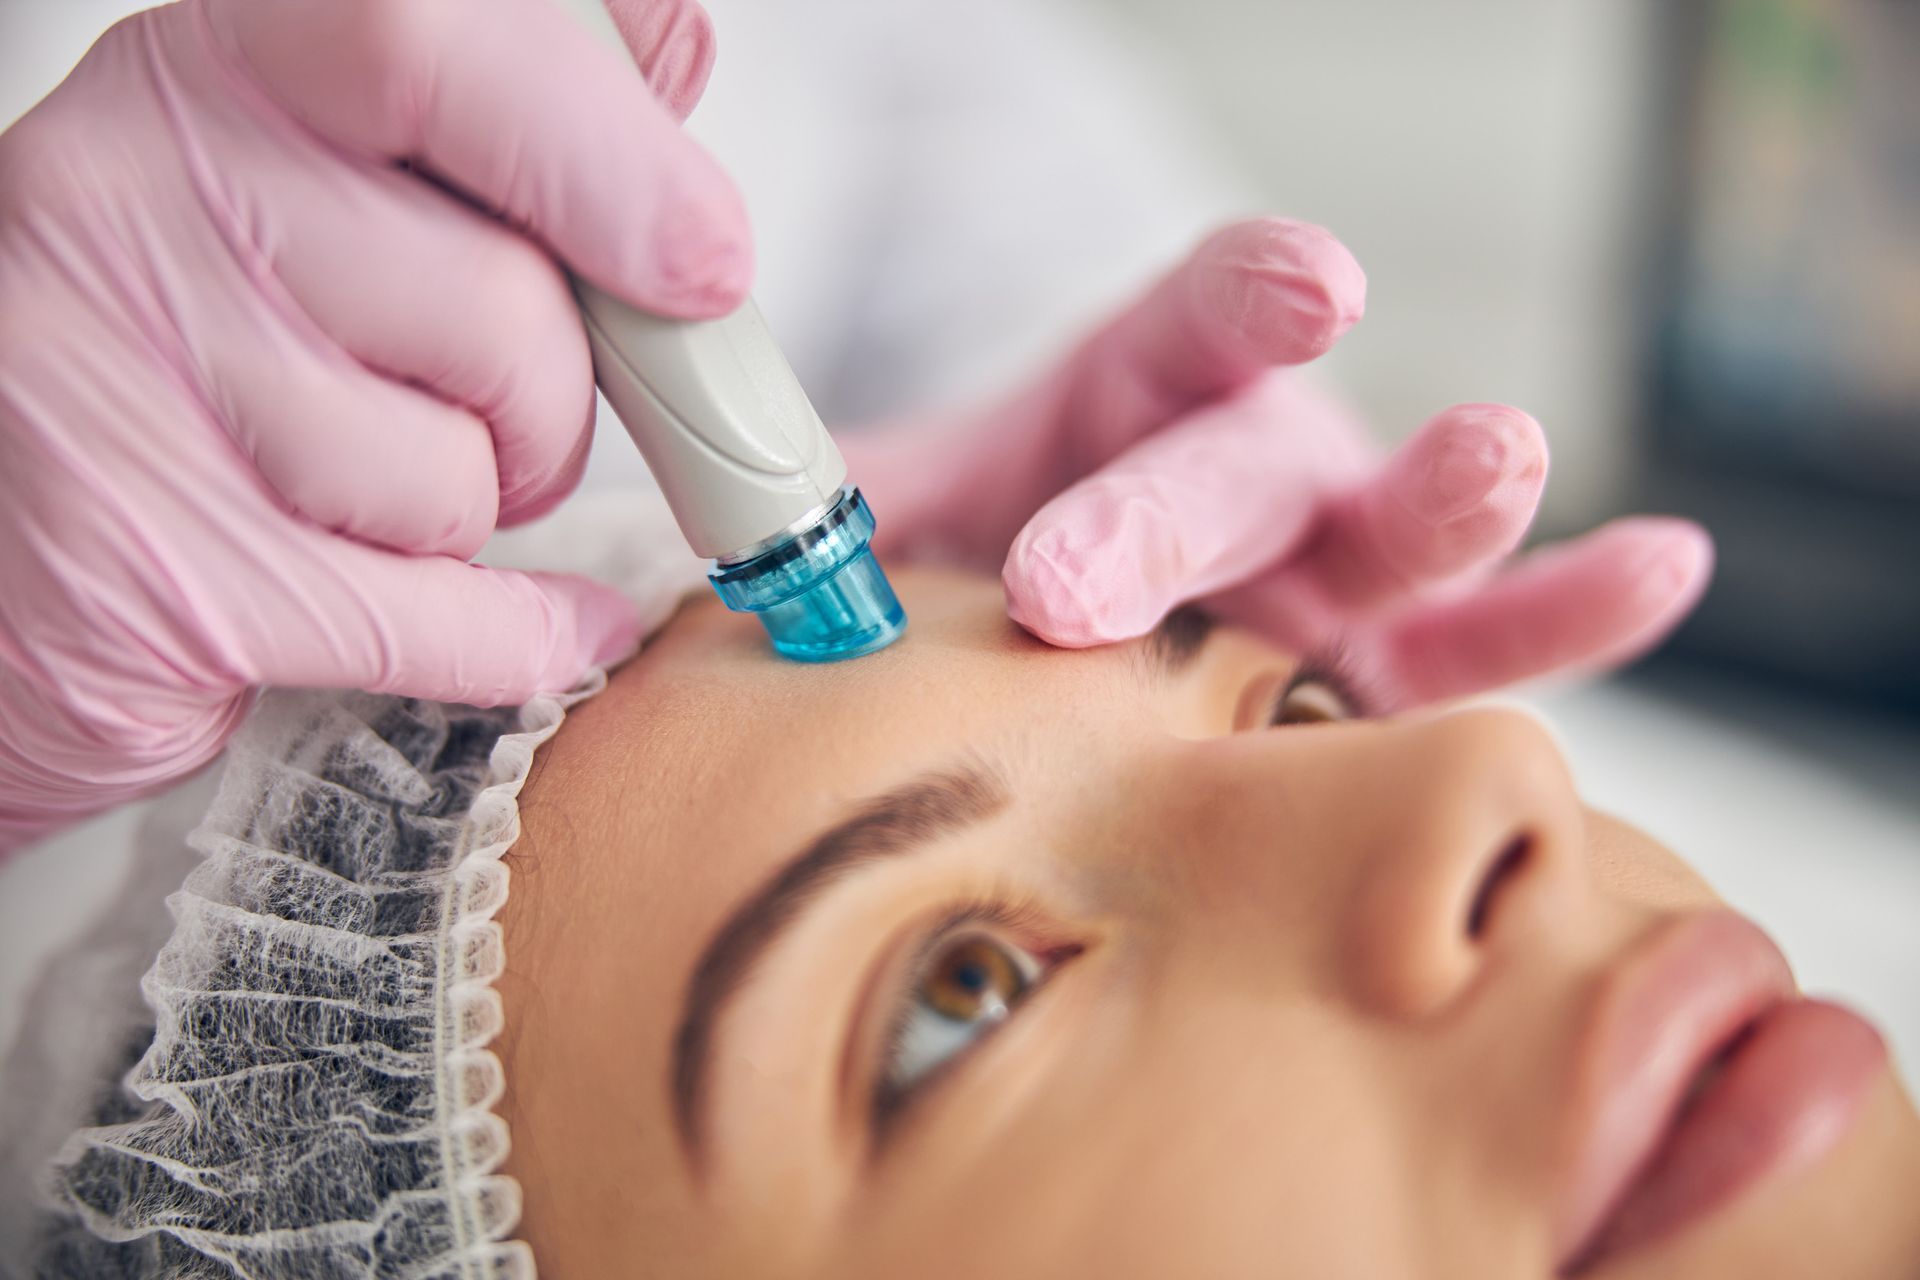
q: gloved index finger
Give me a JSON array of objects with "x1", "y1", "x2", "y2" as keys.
[
  {"x1": 203, "y1": 0, "x2": 750, "y2": 319},
  {"x1": 1005, "y1": 373, "x2": 1371, "y2": 647}
]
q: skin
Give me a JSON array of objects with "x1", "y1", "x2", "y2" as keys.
[{"x1": 495, "y1": 567, "x2": 1920, "y2": 1279}]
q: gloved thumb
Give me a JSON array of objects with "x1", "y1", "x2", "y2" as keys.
[{"x1": 250, "y1": 544, "x2": 645, "y2": 708}]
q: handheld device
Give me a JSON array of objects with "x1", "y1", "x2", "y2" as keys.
[{"x1": 549, "y1": 0, "x2": 906, "y2": 662}]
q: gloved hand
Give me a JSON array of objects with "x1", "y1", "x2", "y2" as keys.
[
  {"x1": 0, "y1": 0, "x2": 740, "y2": 852},
  {"x1": 854, "y1": 218, "x2": 1712, "y2": 708}
]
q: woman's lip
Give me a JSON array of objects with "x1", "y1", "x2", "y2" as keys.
[
  {"x1": 1553, "y1": 911, "x2": 1797, "y2": 1270},
  {"x1": 1574, "y1": 997, "x2": 1885, "y2": 1270}
]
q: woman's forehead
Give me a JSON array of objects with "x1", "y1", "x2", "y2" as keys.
[{"x1": 512, "y1": 568, "x2": 1211, "y2": 977}]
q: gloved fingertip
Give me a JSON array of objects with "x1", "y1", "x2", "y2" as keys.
[
  {"x1": 1203, "y1": 218, "x2": 1368, "y2": 365},
  {"x1": 1392, "y1": 404, "x2": 1546, "y2": 528},
  {"x1": 579, "y1": 592, "x2": 647, "y2": 672},
  {"x1": 1619, "y1": 517, "x2": 1715, "y2": 622},
  {"x1": 647, "y1": 185, "x2": 755, "y2": 316},
  {"x1": 1523, "y1": 517, "x2": 1715, "y2": 675},
  {"x1": 606, "y1": 0, "x2": 717, "y2": 121},
  {"x1": 1002, "y1": 518, "x2": 1164, "y2": 648},
  {"x1": 530, "y1": 573, "x2": 646, "y2": 684},
  {"x1": 1551, "y1": 518, "x2": 1716, "y2": 678},
  {"x1": 1002, "y1": 577, "x2": 1109, "y2": 649}
]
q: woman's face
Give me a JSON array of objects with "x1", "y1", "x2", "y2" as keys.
[{"x1": 497, "y1": 567, "x2": 1920, "y2": 1279}]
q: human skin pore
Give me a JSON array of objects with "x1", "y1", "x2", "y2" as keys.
[{"x1": 494, "y1": 567, "x2": 1920, "y2": 1279}]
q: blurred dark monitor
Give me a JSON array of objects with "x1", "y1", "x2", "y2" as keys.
[{"x1": 1631, "y1": 0, "x2": 1919, "y2": 717}]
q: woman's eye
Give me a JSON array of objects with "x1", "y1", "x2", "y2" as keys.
[
  {"x1": 880, "y1": 931, "x2": 1042, "y2": 1100},
  {"x1": 1269, "y1": 673, "x2": 1356, "y2": 727}
]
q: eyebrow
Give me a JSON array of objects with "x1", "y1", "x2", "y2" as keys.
[
  {"x1": 671, "y1": 767, "x2": 1008, "y2": 1160},
  {"x1": 668, "y1": 607, "x2": 1211, "y2": 1164},
  {"x1": 1146, "y1": 604, "x2": 1215, "y2": 677}
]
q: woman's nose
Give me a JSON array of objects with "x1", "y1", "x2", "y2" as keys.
[{"x1": 1177, "y1": 707, "x2": 1588, "y2": 1021}]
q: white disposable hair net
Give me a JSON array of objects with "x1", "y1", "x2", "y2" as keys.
[{"x1": 18, "y1": 486, "x2": 707, "y2": 1278}]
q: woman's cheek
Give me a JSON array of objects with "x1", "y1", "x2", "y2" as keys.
[{"x1": 1582, "y1": 809, "x2": 1720, "y2": 912}]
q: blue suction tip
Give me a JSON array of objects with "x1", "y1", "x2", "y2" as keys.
[{"x1": 708, "y1": 488, "x2": 907, "y2": 662}]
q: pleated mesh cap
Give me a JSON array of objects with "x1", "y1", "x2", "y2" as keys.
[
  {"x1": 19, "y1": 483, "x2": 709, "y2": 1277},
  {"x1": 34, "y1": 681, "x2": 594, "y2": 1279}
]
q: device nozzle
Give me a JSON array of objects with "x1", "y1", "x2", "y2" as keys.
[{"x1": 708, "y1": 488, "x2": 907, "y2": 662}]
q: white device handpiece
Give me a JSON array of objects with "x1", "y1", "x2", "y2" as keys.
[{"x1": 550, "y1": 0, "x2": 847, "y2": 560}]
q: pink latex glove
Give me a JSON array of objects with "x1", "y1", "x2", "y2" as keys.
[
  {"x1": 0, "y1": 0, "x2": 741, "y2": 852},
  {"x1": 855, "y1": 219, "x2": 1713, "y2": 709}
]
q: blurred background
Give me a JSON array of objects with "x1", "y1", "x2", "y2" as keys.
[{"x1": 1, "y1": 0, "x2": 1915, "y2": 1082}]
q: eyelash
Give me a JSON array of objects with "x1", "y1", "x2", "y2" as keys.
[
  {"x1": 1269, "y1": 643, "x2": 1374, "y2": 726},
  {"x1": 870, "y1": 897, "x2": 1078, "y2": 1137}
]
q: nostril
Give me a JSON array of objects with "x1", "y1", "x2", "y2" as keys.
[{"x1": 1467, "y1": 834, "x2": 1532, "y2": 940}]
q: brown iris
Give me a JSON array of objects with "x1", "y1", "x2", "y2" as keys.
[{"x1": 922, "y1": 935, "x2": 1027, "y2": 1022}]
